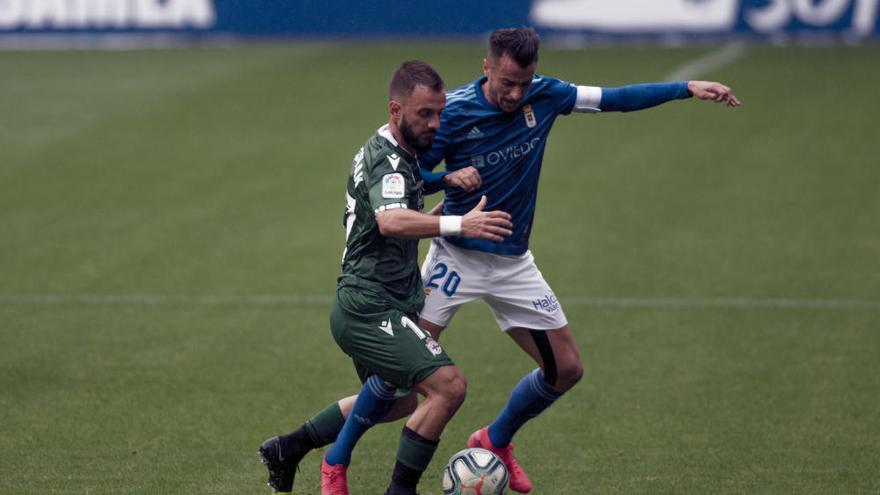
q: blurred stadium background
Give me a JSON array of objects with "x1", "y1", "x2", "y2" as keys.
[{"x1": 1, "y1": 1, "x2": 879, "y2": 494}]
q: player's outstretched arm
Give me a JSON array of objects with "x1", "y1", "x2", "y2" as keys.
[
  {"x1": 687, "y1": 81, "x2": 740, "y2": 107},
  {"x1": 376, "y1": 196, "x2": 511, "y2": 241},
  {"x1": 577, "y1": 81, "x2": 740, "y2": 113}
]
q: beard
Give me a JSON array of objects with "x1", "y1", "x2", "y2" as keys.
[
  {"x1": 488, "y1": 84, "x2": 521, "y2": 113},
  {"x1": 499, "y1": 98, "x2": 519, "y2": 112},
  {"x1": 399, "y1": 117, "x2": 435, "y2": 155},
  {"x1": 496, "y1": 92, "x2": 520, "y2": 113}
]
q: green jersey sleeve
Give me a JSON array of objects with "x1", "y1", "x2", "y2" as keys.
[{"x1": 366, "y1": 151, "x2": 419, "y2": 214}]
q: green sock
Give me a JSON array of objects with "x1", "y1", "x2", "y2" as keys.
[
  {"x1": 303, "y1": 401, "x2": 345, "y2": 447},
  {"x1": 391, "y1": 426, "x2": 439, "y2": 490}
]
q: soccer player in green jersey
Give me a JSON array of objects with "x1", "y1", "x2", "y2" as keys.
[
  {"x1": 262, "y1": 30, "x2": 741, "y2": 495},
  {"x1": 259, "y1": 60, "x2": 512, "y2": 495}
]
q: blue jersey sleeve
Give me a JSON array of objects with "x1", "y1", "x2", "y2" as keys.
[
  {"x1": 419, "y1": 110, "x2": 454, "y2": 195},
  {"x1": 599, "y1": 81, "x2": 691, "y2": 112},
  {"x1": 537, "y1": 76, "x2": 578, "y2": 116},
  {"x1": 420, "y1": 168, "x2": 448, "y2": 195}
]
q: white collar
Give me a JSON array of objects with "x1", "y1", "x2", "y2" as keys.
[
  {"x1": 377, "y1": 124, "x2": 417, "y2": 159},
  {"x1": 378, "y1": 124, "x2": 399, "y2": 147}
]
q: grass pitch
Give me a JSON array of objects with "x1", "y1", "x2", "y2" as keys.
[{"x1": 1, "y1": 42, "x2": 879, "y2": 494}]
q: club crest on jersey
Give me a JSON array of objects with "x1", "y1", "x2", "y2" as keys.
[
  {"x1": 523, "y1": 104, "x2": 537, "y2": 128},
  {"x1": 424, "y1": 336, "x2": 443, "y2": 356},
  {"x1": 382, "y1": 173, "x2": 405, "y2": 199}
]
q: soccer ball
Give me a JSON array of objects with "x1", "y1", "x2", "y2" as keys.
[{"x1": 442, "y1": 447, "x2": 508, "y2": 495}]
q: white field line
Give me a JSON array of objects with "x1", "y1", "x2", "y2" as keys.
[
  {"x1": 664, "y1": 42, "x2": 748, "y2": 81},
  {"x1": 1, "y1": 293, "x2": 879, "y2": 310},
  {"x1": 562, "y1": 296, "x2": 880, "y2": 310},
  {"x1": 0, "y1": 293, "x2": 332, "y2": 306}
]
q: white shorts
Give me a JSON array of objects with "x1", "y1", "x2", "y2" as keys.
[{"x1": 419, "y1": 237, "x2": 568, "y2": 331}]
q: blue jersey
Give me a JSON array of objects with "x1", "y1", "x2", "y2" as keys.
[{"x1": 421, "y1": 75, "x2": 578, "y2": 256}]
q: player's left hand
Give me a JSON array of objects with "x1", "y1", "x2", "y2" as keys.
[
  {"x1": 687, "y1": 81, "x2": 741, "y2": 107},
  {"x1": 443, "y1": 166, "x2": 482, "y2": 192}
]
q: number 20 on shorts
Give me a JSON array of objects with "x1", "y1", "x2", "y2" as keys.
[{"x1": 426, "y1": 262, "x2": 461, "y2": 297}]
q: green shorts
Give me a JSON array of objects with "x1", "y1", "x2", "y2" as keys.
[{"x1": 330, "y1": 287, "x2": 453, "y2": 392}]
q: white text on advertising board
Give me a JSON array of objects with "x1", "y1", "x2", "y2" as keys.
[
  {"x1": 0, "y1": 0, "x2": 216, "y2": 29},
  {"x1": 531, "y1": 0, "x2": 879, "y2": 36}
]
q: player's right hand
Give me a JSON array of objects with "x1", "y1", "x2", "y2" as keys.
[
  {"x1": 443, "y1": 166, "x2": 482, "y2": 192},
  {"x1": 461, "y1": 195, "x2": 513, "y2": 242},
  {"x1": 687, "y1": 80, "x2": 741, "y2": 107}
]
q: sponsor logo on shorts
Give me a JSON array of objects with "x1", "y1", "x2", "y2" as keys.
[
  {"x1": 424, "y1": 336, "x2": 443, "y2": 356},
  {"x1": 532, "y1": 293, "x2": 560, "y2": 313}
]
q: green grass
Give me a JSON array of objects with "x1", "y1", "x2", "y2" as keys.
[{"x1": 1, "y1": 43, "x2": 879, "y2": 494}]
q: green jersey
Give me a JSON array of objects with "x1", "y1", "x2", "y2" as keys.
[{"x1": 338, "y1": 124, "x2": 426, "y2": 315}]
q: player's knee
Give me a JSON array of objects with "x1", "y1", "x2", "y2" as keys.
[
  {"x1": 556, "y1": 358, "x2": 584, "y2": 392},
  {"x1": 439, "y1": 369, "x2": 468, "y2": 411},
  {"x1": 447, "y1": 372, "x2": 468, "y2": 408}
]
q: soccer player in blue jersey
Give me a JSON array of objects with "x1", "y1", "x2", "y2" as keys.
[
  {"x1": 415, "y1": 27, "x2": 739, "y2": 493},
  {"x1": 258, "y1": 29, "x2": 740, "y2": 495}
]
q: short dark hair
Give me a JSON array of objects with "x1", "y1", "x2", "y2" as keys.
[
  {"x1": 389, "y1": 60, "x2": 444, "y2": 101},
  {"x1": 488, "y1": 27, "x2": 540, "y2": 68}
]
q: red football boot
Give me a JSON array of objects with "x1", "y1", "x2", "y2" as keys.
[
  {"x1": 320, "y1": 458, "x2": 350, "y2": 495},
  {"x1": 467, "y1": 427, "x2": 533, "y2": 493}
]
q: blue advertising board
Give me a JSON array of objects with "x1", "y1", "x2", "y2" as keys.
[
  {"x1": 530, "y1": 0, "x2": 880, "y2": 38},
  {"x1": 0, "y1": 0, "x2": 876, "y2": 39},
  {"x1": 0, "y1": 0, "x2": 532, "y2": 35}
]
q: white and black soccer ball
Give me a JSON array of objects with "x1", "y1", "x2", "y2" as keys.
[{"x1": 442, "y1": 447, "x2": 508, "y2": 495}]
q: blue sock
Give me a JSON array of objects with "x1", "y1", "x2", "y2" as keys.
[
  {"x1": 488, "y1": 368, "x2": 562, "y2": 447},
  {"x1": 324, "y1": 375, "x2": 397, "y2": 466}
]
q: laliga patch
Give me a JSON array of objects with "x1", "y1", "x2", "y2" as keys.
[
  {"x1": 381, "y1": 173, "x2": 405, "y2": 199},
  {"x1": 424, "y1": 336, "x2": 443, "y2": 356},
  {"x1": 523, "y1": 104, "x2": 537, "y2": 128}
]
